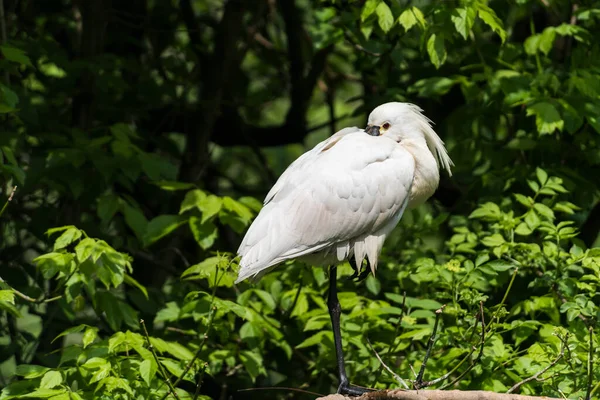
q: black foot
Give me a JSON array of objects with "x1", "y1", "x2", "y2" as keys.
[
  {"x1": 355, "y1": 267, "x2": 371, "y2": 282},
  {"x1": 338, "y1": 381, "x2": 373, "y2": 396},
  {"x1": 345, "y1": 262, "x2": 371, "y2": 282}
]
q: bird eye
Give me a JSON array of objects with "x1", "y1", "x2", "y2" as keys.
[{"x1": 382, "y1": 122, "x2": 391, "y2": 130}]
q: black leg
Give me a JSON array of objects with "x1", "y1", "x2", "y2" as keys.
[{"x1": 328, "y1": 265, "x2": 372, "y2": 396}]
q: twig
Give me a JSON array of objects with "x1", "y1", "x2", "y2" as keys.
[
  {"x1": 507, "y1": 336, "x2": 566, "y2": 394},
  {"x1": 0, "y1": 186, "x2": 17, "y2": 218},
  {"x1": 489, "y1": 267, "x2": 518, "y2": 329},
  {"x1": 140, "y1": 319, "x2": 181, "y2": 400},
  {"x1": 193, "y1": 362, "x2": 208, "y2": 400},
  {"x1": 585, "y1": 326, "x2": 593, "y2": 400},
  {"x1": 366, "y1": 338, "x2": 409, "y2": 389},
  {"x1": 0, "y1": 276, "x2": 62, "y2": 304},
  {"x1": 415, "y1": 305, "x2": 445, "y2": 389}
]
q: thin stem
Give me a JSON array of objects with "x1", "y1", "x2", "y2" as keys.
[
  {"x1": 140, "y1": 319, "x2": 180, "y2": 400},
  {"x1": 585, "y1": 327, "x2": 594, "y2": 400},
  {"x1": 372, "y1": 291, "x2": 406, "y2": 385},
  {"x1": 366, "y1": 338, "x2": 409, "y2": 389},
  {"x1": 0, "y1": 186, "x2": 17, "y2": 219},
  {"x1": 0, "y1": 276, "x2": 62, "y2": 304},
  {"x1": 489, "y1": 267, "x2": 518, "y2": 330},
  {"x1": 415, "y1": 305, "x2": 445, "y2": 388}
]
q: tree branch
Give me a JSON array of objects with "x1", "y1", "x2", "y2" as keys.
[{"x1": 317, "y1": 390, "x2": 562, "y2": 400}]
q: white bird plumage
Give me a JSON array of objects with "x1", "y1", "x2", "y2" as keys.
[{"x1": 236, "y1": 102, "x2": 453, "y2": 283}]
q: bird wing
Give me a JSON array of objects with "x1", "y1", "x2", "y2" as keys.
[{"x1": 237, "y1": 129, "x2": 415, "y2": 282}]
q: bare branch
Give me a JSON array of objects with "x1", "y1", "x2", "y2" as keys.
[{"x1": 366, "y1": 338, "x2": 410, "y2": 390}]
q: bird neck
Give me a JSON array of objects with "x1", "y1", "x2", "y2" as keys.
[{"x1": 402, "y1": 139, "x2": 440, "y2": 208}]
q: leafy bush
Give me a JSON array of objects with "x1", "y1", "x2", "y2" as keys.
[{"x1": 1, "y1": 0, "x2": 600, "y2": 399}]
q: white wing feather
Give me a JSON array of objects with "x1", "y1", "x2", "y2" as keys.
[{"x1": 237, "y1": 128, "x2": 415, "y2": 282}]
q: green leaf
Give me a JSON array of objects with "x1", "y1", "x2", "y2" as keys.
[
  {"x1": 143, "y1": 215, "x2": 186, "y2": 247},
  {"x1": 40, "y1": 371, "x2": 63, "y2": 389},
  {"x1": 152, "y1": 180, "x2": 195, "y2": 191},
  {"x1": 0, "y1": 45, "x2": 33, "y2": 67},
  {"x1": 296, "y1": 330, "x2": 330, "y2": 349},
  {"x1": 53, "y1": 324, "x2": 88, "y2": 342},
  {"x1": 82, "y1": 326, "x2": 99, "y2": 348},
  {"x1": 361, "y1": 0, "x2": 381, "y2": 22},
  {"x1": 0, "y1": 289, "x2": 15, "y2": 304},
  {"x1": 536, "y1": 168, "x2": 548, "y2": 185},
  {"x1": 222, "y1": 197, "x2": 253, "y2": 224},
  {"x1": 122, "y1": 202, "x2": 148, "y2": 240},
  {"x1": 427, "y1": 34, "x2": 447, "y2": 69},
  {"x1": 154, "y1": 340, "x2": 194, "y2": 361},
  {"x1": 19, "y1": 389, "x2": 67, "y2": 398},
  {"x1": 189, "y1": 216, "x2": 218, "y2": 250},
  {"x1": 481, "y1": 233, "x2": 506, "y2": 247},
  {"x1": 34, "y1": 252, "x2": 74, "y2": 279},
  {"x1": 526, "y1": 102, "x2": 564, "y2": 135},
  {"x1": 478, "y1": 5, "x2": 506, "y2": 43},
  {"x1": 534, "y1": 203, "x2": 555, "y2": 220},
  {"x1": 139, "y1": 359, "x2": 157, "y2": 386},
  {"x1": 484, "y1": 259, "x2": 515, "y2": 272},
  {"x1": 240, "y1": 350, "x2": 267, "y2": 382},
  {"x1": 451, "y1": 7, "x2": 476, "y2": 40},
  {"x1": 180, "y1": 189, "x2": 206, "y2": 214},
  {"x1": 53, "y1": 227, "x2": 82, "y2": 250},
  {"x1": 182, "y1": 256, "x2": 223, "y2": 280},
  {"x1": 98, "y1": 194, "x2": 120, "y2": 223},
  {"x1": 200, "y1": 195, "x2": 223, "y2": 224},
  {"x1": 74, "y1": 238, "x2": 103, "y2": 263},
  {"x1": 124, "y1": 274, "x2": 149, "y2": 299},
  {"x1": 524, "y1": 34, "x2": 541, "y2": 55},
  {"x1": 398, "y1": 7, "x2": 426, "y2": 32},
  {"x1": 539, "y1": 27, "x2": 556, "y2": 55},
  {"x1": 376, "y1": 2, "x2": 394, "y2": 33},
  {"x1": 1, "y1": 145, "x2": 18, "y2": 165},
  {"x1": 15, "y1": 364, "x2": 50, "y2": 378}
]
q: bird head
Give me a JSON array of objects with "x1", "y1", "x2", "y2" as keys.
[{"x1": 365, "y1": 102, "x2": 454, "y2": 175}]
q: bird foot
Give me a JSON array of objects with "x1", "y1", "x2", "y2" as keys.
[
  {"x1": 337, "y1": 382, "x2": 373, "y2": 396},
  {"x1": 345, "y1": 266, "x2": 371, "y2": 282}
]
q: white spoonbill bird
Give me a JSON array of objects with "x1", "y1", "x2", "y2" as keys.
[{"x1": 236, "y1": 102, "x2": 453, "y2": 395}]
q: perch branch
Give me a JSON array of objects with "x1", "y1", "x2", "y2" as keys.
[{"x1": 317, "y1": 389, "x2": 562, "y2": 400}]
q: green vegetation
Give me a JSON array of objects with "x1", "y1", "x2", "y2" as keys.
[{"x1": 0, "y1": 0, "x2": 599, "y2": 399}]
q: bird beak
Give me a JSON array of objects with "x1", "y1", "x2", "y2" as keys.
[{"x1": 365, "y1": 125, "x2": 380, "y2": 136}]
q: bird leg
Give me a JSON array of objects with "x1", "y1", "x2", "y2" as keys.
[{"x1": 328, "y1": 265, "x2": 372, "y2": 396}]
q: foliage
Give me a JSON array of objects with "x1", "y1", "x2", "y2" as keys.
[{"x1": 1, "y1": 0, "x2": 600, "y2": 399}]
